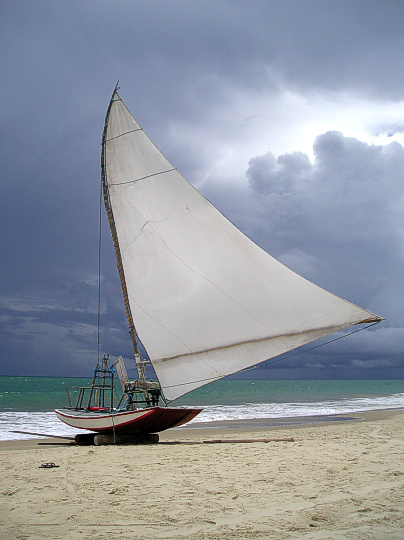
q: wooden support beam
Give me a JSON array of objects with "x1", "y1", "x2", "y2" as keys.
[{"x1": 160, "y1": 437, "x2": 294, "y2": 445}]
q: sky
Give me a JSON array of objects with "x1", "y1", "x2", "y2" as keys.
[{"x1": 1, "y1": 0, "x2": 403, "y2": 382}]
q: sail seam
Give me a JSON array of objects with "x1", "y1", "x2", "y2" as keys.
[
  {"x1": 153, "y1": 319, "x2": 379, "y2": 364},
  {"x1": 239, "y1": 320, "x2": 383, "y2": 373},
  {"x1": 162, "y1": 320, "x2": 382, "y2": 394},
  {"x1": 106, "y1": 128, "x2": 142, "y2": 141},
  {"x1": 109, "y1": 168, "x2": 177, "y2": 186}
]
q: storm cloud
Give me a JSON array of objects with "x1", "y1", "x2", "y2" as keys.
[{"x1": 1, "y1": 1, "x2": 403, "y2": 379}]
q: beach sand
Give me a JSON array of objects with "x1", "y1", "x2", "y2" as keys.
[{"x1": 0, "y1": 410, "x2": 403, "y2": 539}]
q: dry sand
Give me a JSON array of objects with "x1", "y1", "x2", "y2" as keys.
[{"x1": 0, "y1": 410, "x2": 403, "y2": 539}]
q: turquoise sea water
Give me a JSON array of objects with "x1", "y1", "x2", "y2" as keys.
[{"x1": 1, "y1": 377, "x2": 403, "y2": 440}]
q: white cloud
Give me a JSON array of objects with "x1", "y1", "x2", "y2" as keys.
[{"x1": 162, "y1": 81, "x2": 404, "y2": 189}]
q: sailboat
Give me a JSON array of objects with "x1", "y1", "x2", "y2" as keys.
[{"x1": 55, "y1": 83, "x2": 383, "y2": 442}]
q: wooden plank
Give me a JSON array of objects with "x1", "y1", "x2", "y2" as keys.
[
  {"x1": 11, "y1": 430, "x2": 75, "y2": 440},
  {"x1": 203, "y1": 438, "x2": 294, "y2": 444}
]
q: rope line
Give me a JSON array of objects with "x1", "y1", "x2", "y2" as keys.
[{"x1": 96, "y1": 178, "x2": 103, "y2": 369}]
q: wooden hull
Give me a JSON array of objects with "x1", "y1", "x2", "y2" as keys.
[{"x1": 54, "y1": 406, "x2": 202, "y2": 434}]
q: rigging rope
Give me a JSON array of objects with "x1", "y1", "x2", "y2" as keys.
[{"x1": 97, "y1": 178, "x2": 103, "y2": 369}]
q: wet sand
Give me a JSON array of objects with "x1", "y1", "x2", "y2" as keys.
[{"x1": 1, "y1": 410, "x2": 403, "y2": 539}]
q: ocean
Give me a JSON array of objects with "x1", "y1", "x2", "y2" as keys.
[{"x1": 0, "y1": 376, "x2": 403, "y2": 440}]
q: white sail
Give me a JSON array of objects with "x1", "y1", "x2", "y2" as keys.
[{"x1": 103, "y1": 90, "x2": 381, "y2": 402}]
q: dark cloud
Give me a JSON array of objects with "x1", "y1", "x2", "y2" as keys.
[
  {"x1": 1, "y1": 1, "x2": 403, "y2": 378},
  {"x1": 240, "y1": 132, "x2": 403, "y2": 373}
]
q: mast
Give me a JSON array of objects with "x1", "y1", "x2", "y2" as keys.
[{"x1": 100, "y1": 82, "x2": 147, "y2": 388}]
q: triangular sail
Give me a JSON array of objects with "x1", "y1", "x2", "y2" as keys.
[{"x1": 102, "y1": 89, "x2": 382, "y2": 402}]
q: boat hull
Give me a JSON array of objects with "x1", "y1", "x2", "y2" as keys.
[{"x1": 54, "y1": 406, "x2": 202, "y2": 433}]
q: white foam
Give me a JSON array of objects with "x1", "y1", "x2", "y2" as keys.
[
  {"x1": 0, "y1": 411, "x2": 84, "y2": 441},
  {"x1": 187, "y1": 393, "x2": 404, "y2": 424},
  {"x1": 1, "y1": 392, "x2": 403, "y2": 440}
]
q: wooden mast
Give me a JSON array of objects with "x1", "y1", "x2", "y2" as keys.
[{"x1": 100, "y1": 82, "x2": 147, "y2": 390}]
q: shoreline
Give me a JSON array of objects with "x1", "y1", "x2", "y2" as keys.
[
  {"x1": 183, "y1": 407, "x2": 404, "y2": 429},
  {"x1": 1, "y1": 408, "x2": 402, "y2": 450}
]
